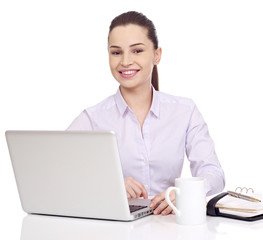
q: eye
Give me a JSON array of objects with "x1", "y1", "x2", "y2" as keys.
[
  {"x1": 111, "y1": 51, "x2": 121, "y2": 55},
  {"x1": 133, "y1": 49, "x2": 143, "y2": 54}
]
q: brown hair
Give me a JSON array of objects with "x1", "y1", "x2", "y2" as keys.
[{"x1": 109, "y1": 11, "x2": 159, "y2": 91}]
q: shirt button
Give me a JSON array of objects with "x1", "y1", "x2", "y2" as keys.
[
  {"x1": 145, "y1": 185, "x2": 149, "y2": 188},
  {"x1": 143, "y1": 159, "x2": 147, "y2": 164}
]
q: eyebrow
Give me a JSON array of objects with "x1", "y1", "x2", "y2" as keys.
[{"x1": 109, "y1": 43, "x2": 145, "y2": 48}]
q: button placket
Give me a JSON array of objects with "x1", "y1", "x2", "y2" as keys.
[
  {"x1": 141, "y1": 117, "x2": 151, "y2": 195},
  {"x1": 129, "y1": 108, "x2": 152, "y2": 195}
]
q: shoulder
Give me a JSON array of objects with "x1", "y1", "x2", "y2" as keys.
[
  {"x1": 156, "y1": 91, "x2": 204, "y2": 126},
  {"x1": 157, "y1": 91, "x2": 196, "y2": 108},
  {"x1": 84, "y1": 94, "x2": 116, "y2": 114},
  {"x1": 67, "y1": 94, "x2": 117, "y2": 130}
]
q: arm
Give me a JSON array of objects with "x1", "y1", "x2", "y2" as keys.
[
  {"x1": 151, "y1": 103, "x2": 225, "y2": 215},
  {"x1": 186, "y1": 104, "x2": 225, "y2": 195},
  {"x1": 67, "y1": 110, "x2": 93, "y2": 130},
  {"x1": 68, "y1": 111, "x2": 148, "y2": 199}
]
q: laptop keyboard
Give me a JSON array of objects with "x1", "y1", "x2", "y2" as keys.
[{"x1": 129, "y1": 205, "x2": 147, "y2": 213}]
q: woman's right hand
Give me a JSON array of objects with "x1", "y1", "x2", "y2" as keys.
[{"x1": 124, "y1": 177, "x2": 148, "y2": 199}]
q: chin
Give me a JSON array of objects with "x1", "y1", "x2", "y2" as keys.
[
  {"x1": 114, "y1": 75, "x2": 150, "y2": 90},
  {"x1": 116, "y1": 78, "x2": 137, "y2": 87}
]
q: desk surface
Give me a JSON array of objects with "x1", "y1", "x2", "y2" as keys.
[
  {"x1": 2, "y1": 182, "x2": 263, "y2": 240},
  {"x1": 3, "y1": 210, "x2": 263, "y2": 240}
]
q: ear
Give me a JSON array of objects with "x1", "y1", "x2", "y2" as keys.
[{"x1": 154, "y1": 47, "x2": 162, "y2": 65}]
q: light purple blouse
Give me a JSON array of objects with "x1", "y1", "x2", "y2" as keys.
[{"x1": 68, "y1": 88, "x2": 225, "y2": 196}]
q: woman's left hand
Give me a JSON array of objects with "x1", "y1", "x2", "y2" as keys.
[{"x1": 150, "y1": 190, "x2": 175, "y2": 216}]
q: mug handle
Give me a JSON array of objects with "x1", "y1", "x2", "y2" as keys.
[{"x1": 165, "y1": 187, "x2": 180, "y2": 216}]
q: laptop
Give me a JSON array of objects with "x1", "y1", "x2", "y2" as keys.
[{"x1": 5, "y1": 130, "x2": 153, "y2": 221}]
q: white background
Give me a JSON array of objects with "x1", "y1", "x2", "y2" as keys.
[{"x1": 0, "y1": 0, "x2": 262, "y2": 238}]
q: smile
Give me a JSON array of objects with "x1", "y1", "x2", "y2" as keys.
[{"x1": 119, "y1": 69, "x2": 140, "y2": 79}]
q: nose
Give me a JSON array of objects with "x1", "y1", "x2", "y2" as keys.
[{"x1": 121, "y1": 52, "x2": 133, "y2": 67}]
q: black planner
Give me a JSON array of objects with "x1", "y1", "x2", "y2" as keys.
[{"x1": 207, "y1": 192, "x2": 263, "y2": 221}]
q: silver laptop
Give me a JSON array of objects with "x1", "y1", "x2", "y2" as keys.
[{"x1": 6, "y1": 130, "x2": 153, "y2": 221}]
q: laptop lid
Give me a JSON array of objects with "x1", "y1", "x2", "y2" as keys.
[{"x1": 6, "y1": 130, "x2": 152, "y2": 221}]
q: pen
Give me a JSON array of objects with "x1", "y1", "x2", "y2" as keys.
[{"x1": 227, "y1": 191, "x2": 261, "y2": 203}]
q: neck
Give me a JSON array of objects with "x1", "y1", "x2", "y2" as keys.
[{"x1": 120, "y1": 83, "x2": 153, "y2": 113}]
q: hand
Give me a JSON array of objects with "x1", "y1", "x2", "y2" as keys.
[
  {"x1": 124, "y1": 177, "x2": 148, "y2": 199},
  {"x1": 150, "y1": 190, "x2": 175, "y2": 216}
]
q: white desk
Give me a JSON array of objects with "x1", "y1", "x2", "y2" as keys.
[
  {"x1": 2, "y1": 180, "x2": 263, "y2": 240},
  {"x1": 18, "y1": 213, "x2": 263, "y2": 240}
]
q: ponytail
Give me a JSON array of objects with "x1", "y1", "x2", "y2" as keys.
[{"x1": 152, "y1": 65, "x2": 159, "y2": 91}]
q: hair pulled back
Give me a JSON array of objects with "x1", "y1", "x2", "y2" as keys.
[{"x1": 109, "y1": 11, "x2": 159, "y2": 91}]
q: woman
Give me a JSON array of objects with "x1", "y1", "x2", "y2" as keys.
[{"x1": 68, "y1": 11, "x2": 225, "y2": 215}]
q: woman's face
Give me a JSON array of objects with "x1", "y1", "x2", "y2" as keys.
[{"x1": 108, "y1": 24, "x2": 161, "y2": 91}]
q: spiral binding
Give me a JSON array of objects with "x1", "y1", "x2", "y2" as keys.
[{"x1": 235, "y1": 187, "x2": 254, "y2": 197}]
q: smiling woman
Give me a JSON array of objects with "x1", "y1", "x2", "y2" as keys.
[
  {"x1": 108, "y1": 11, "x2": 160, "y2": 91},
  {"x1": 68, "y1": 11, "x2": 225, "y2": 216},
  {"x1": 108, "y1": 24, "x2": 161, "y2": 96}
]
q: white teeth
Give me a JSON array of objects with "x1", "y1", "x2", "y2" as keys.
[{"x1": 122, "y1": 70, "x2": 136, "y2": 75}]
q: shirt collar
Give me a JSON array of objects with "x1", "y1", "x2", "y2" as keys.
[
  {"x1": 114, "y1": 88, "x2": 129, "y2": 116},
  {"x1": 114, "y1": 86, "x2": 160, "y2": 118},
  {"x1": 150, "y1": 87, "x2": 160, "y2": 118}
]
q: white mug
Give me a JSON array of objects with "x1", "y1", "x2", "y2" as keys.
[{"x1": 165, "y1": 177, "x2": 206, "y2": 225}]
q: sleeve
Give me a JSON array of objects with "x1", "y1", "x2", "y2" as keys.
[
  {"x1": 185, "y1": 104, "x2": 225, "y2": 196},
  {"x1": 67, "y1": 110, "x2": 93, "y2": 131}
]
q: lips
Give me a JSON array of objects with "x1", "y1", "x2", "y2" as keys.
[{"x1": 119, "y1": 69, "x2": 140, "y2": 79}]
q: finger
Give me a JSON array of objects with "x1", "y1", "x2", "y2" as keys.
[
  {"x1": 161, "y1": 205, "x2": 174, "y2": 216},
  {"x1": 125, "y1": 178, "x2": 140, "y2": 198},
  {"x1": 150, "y1": 192, "x2": 164, "y2": 208},
  {"x1": 126, "y1": 185, "x2": 137, "y2": 199},
  {"x1": 132, "y1": 180, "x2": 148, "y2": 199},
  {"x1": 130, "y1": 183, "x2": 145, "y2": 198},
  {"x1": 128, "y1": 182, "x2": 147, "y2": 199},
  {"x1": 124, "y1": 177, "x2": 148, "y2": 199},
  {"x1": 153, "y1": 200, "x2": 169, "y2": 215},
  {"x1": 138, "y1": 185, "x2": 148, "y2": 199}
]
